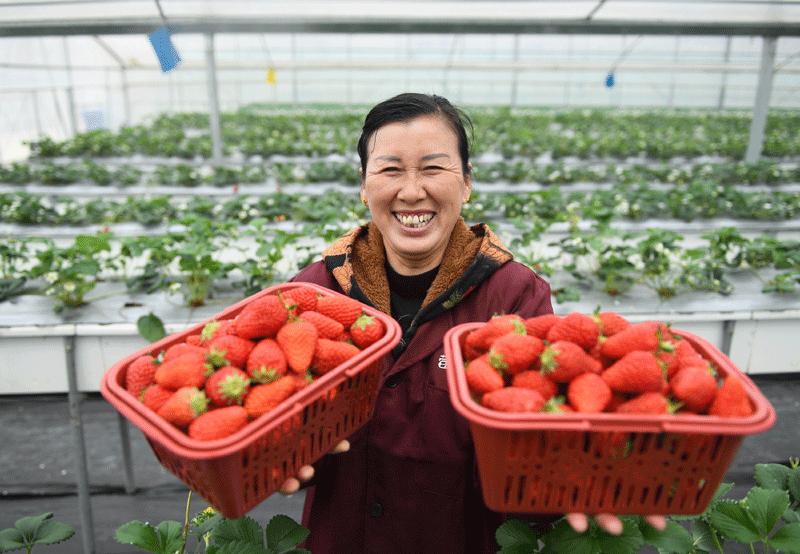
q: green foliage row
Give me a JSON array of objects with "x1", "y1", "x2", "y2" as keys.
[
  {"x1": 3, "y1": 158, "x2": 798, "y2": 188},
  {"x1": 2, "y1": 179, "x2": 799, "y2": 228},
  {"x1": 22, "y1": 107, "x2": 800, "y2": 161}
]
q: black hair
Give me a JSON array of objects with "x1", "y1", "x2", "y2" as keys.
[{"x1": 357, "y1": 93, "x2": 473, "y2": 178}]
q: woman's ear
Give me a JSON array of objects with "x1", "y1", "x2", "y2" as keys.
[{"x1": 463, "y1": 164, "x2": 472, "y2": 203}]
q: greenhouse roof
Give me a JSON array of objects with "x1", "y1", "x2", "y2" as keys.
[{"x1": 2, "y1": 0, "x2": 800, "y2": 38}]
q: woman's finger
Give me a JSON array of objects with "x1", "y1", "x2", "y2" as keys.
[
  {"x1": 643, "y1": 515, "x2": 668, "y2": 532},
  {"x1": 592, "y1": 513, "x2": 624, "y2": 535},
  {"x1": 564, "y1": 513, "x2": 589, "y2": 533},
  {"x1": 331, "y1": 439, "x2": 350, "y2": 454}
]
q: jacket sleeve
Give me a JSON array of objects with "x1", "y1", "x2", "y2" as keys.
[{"x1": 484, "y1": 261, "x2": 554, "y2": 320}]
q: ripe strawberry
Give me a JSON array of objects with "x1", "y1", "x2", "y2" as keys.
[
  {"x1": 522, "y1": 313, "x2": 561, "y2": 340},
  {"x1": 350, "y1": 312, "x2": 385, "y2": 349},
  {"x1": 601, "y1": 350, "x2": 666, "y2": 394},
  {"x1": 246, "y1": 338, "x2": 287, "y2": 383},
  {"x1": 466, "y1": 314, "x2": 526, "y2": 353},
  {"x1": 277, "y1": 320, "x2": 319, "y2": 373},
  {"x1": 234, "y1": 294, "x2": 289, "y2": 339},
  {"x1": 599, "y1": 320, "x2": 675, "y2": 360},
  {"x1": 281, "y1": 286, "x2": 319, "y2": 315},
  {"x1": 154, "y1": 352, "x2": 208, "y2": 390},
  {"x1": 199, "y1": 318, "x2": 237, "y2": 344},
  {"x1": 568, "y1": 372, "x2": 612, "y2": 413},
  {"x1": 614, "y1": 392, "x2": 673, "y2": 415},
  {"x1": 465, "y1": 354, "x2": 504, "y2": 397},
  {"x1": 244, "y1": 376, "x2": 297, "y2": 420},
  {"x1": 125, "y1": 354, "x2": 158, "y2": 398},
  {"x1": 315, "y1": 295, "x2": 363, "y2": 328},
  {"x1": 542, "y1": 397, "x2": 574, "y2": 413},
  {"x1": 669, "y1": 363, "x2": 718, "y2": 413},
  {"x1": 538, "y1": 340, "x2": 602, "y2": 383},
  {"x1": 297, "y1": 310, "x2": 345, "y2": 340},
  {"x1": 205, "y1": 366, "x2": 251, "y2": 406},
  {"x1": 596, "y1": 311, "x2": 631, "y2": 337},
  {"x1": 157, "y1": 386, "x2": 208, "y2": 428},
  {"x1": 290, "y1": 372, "x2": 314, "y2": 391},
  {"x1": 162, "y1": 343, "x2": 207, "y2": 364},
  {"x1": 482, "y1": 387, "x2": 545, "y2": 413},
  {"x1": 141, "y1": 383, "x2": 174, "y2": 413},
  {"x1": 188, "y1": 405, "x2": 249, "y2": 441},
  {"x1": 488, "y1": 333, "x2": 545, "y2": 375},
  {"x1": 546, "y1": 311, "x2": 600, "y2": 351},
  {"x1": 205, "y1": 334, "x2": 255, "y2": 369},
  {"x1": 708, "y1": 375, "x2": 753, "y2": 418},
  {"x1": 312, "y1": 339, "x2": 361, "y2": 375},
  {"x1": 511, "y1": 370, "x2": 558, "y2": 401},
  {"x1": 185, "y1": 334, "x2": 203, "y2": 346}
]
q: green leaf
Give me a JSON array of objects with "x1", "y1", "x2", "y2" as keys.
[
  {"x1": 28, "y1": 519, "x2": 74, "y2": 546},
  {"x1": 12, "y1": 513, "x2": 52, "y2": 539},
  {"x1": 708, "y1": 500, "x2": 763, "y2": 543},
  {"x1": 0, "y1": 528, "x2": 25, "y2": 552},
  {"x1": 496, "y1": 518, "x2": 539, "y2": 549},
  {"x1": 769, "y1": 522, "x2": 800, "y2": 553},
  {"x1": 755, "y1": 463, "x2": 791, "y2": 491},
  {"x1": 156, "y1": 521, "x2": 185, "y2": 554},
  {"x1": 745, "y1": 487, "x2": 790, "y2": 535},
  {"x1": 137, "y1": 313, "x2": 166, "y2": 343},
  {"x1": 640, "y1": 519, "x2": 694, "y2": 554},
  {"x1": 594, "y1": 517, "x2": 644, "y2": 554},
  {"x1": 265, "y1": 515, "x2": 309, "y2": 553},
  {"x1": 691, "y1": 518, "x2": 721, "y2": 553},
  {"x1": 212, "y1": 517, "x2": 263, "y2": 548},
  {"x1": 214, "y1": 540, "x2": 271, "y2": 554},
  {"x1": 542, "y1": 519, "x2": 599, "y2": 554},
  {"x1": 115, "y1": 521, "x2": 164, "y2": 553}
]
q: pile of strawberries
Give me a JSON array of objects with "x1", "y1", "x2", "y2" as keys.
[
  {"x1": 460, "y1": 311, "x2": 754, "y2": 418},
  {"x1": 123, "y1": 285, "x2": 385, "y2": 441}
]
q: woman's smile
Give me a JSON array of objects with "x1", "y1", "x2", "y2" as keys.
[{"x1": 394, "y1": 211, "x2": 435, "y2": 229}]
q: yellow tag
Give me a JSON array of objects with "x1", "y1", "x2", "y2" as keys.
[{"x1": 266, "y1": 68, "x2": 276, "y2": 85}]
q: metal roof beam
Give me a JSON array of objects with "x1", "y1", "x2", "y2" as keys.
[{"x1": 2, "y1": 18, "x2": 800, "y2": 38}]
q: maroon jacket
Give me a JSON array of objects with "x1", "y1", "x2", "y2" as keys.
[{"x1": 290, "y1": 245, "x2": 553, "y2": 554}]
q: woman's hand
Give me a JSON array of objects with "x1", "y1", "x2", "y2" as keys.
[
  {"x1": 279, "y1": 440, "x2": 351, "y2": 495},
  {"x1": 565, "y1": 513, "x2": 667, "y2": 535}
]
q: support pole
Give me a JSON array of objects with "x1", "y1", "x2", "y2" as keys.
[
  {"x1": 510, "y1": 34, "x2": 519, "y2": 109},
  {"x1": 745, "y1": 36, "x2": 777, "y2": 163},
  {"x1": 204, "y1": 32, "x2": 224, "y2": 166},
  {"x1": 717, "y1": 36, "x2": 732, "y2": 111},
  {"x1": 62, "y1": 37, "x2": 79, "y2": 136},
  {"x1": 117, "y1": 413, "x2": 136, "y2": 494},
  {"x1": 65, "y1": 334, "x2": 96, "y2": 554}
]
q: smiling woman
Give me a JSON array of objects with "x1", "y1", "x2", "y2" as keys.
[{"x1": 276, "y1": 93, "x2": 665, "y2": 554}]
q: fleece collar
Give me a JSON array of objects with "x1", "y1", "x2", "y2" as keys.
[{"x1": 322, "y1": 218, "x2": 513, "y2": 355}]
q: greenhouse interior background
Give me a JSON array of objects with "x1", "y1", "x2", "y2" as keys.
[{"x1": 1, "y1": 2, "x2": 800, "y2": 554}]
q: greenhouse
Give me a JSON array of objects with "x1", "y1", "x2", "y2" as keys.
[{"x1": 1, "y1": 2, "x2": 799, "y2": 554}]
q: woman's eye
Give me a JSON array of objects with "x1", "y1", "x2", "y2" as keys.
[{"x1": 382, "y1": 167, "x2": 401, "y2": 173}]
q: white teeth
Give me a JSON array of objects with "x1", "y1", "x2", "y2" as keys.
[{"x1": 396, "y1": 213, "x2": 433, "y2": 228}]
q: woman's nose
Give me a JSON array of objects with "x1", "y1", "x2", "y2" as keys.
[{"x1": 396, "y1": 171, "x2": 426, "y2": 202}]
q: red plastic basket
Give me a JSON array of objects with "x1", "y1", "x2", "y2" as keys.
[
  {"x1": 444, "y1": 323, "x2": 776, "y2": 515},
  {"x1": 101, "y1": 283, "x2": 400, "y2": 519}
]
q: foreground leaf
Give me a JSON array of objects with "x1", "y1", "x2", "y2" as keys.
[
  {"x1": 745, "y1": 487, "x2": 790, "y2": 536},
  {"x1": 265, "y1": 515, "x2": 309, "y2": 553},
  {"x1": 640, "y1": 519, "x2": 694, "y2": 554},
  {"x1": 708, "y1": 500, "x2": 762, "y2": 544},
  {"x1": 769, "y1": 522, "x2": 800, "y2": 553},
  {"x1": 212, "y1": 517, "x2": 263, "y2": 548},
  {"x1": 496, "y1": 518, "x2": 539, "y2": 549}
]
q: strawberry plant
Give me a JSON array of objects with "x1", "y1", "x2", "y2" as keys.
[
  {"x1": 30, "y1": 232, "x2": 117, "y2": 312},
  {"x1": 0, "y1": 513, "x2": 75, "y2": 553},
  {"x1": 115, "y1": 493, "x2": 310, "y2": 554}
]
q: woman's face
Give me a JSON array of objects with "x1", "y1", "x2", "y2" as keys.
[{"x1": 360, "y1": 114, "x2": 471, "y2": 276}]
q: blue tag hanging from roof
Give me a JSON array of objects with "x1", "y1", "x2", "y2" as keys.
[
  {"x1": 149, "y1": 26, "x2": 181, "y2": 73},
  {"x1": 606, "y1": 72, "x2": 615, "y2": 88}
]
